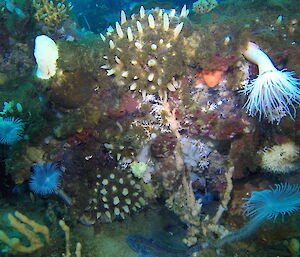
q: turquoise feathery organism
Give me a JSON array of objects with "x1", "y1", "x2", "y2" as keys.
[
  {"x1": 0, "y1": 117, "x2": 24, "y2": 145},
  {"x1": 216, "y1": 183, "x2": 300, "y2": 247}
]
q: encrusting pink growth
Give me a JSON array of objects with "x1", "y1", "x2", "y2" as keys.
[{"x1": 241, "y1": 42, "x2": 300, "y2": 123}]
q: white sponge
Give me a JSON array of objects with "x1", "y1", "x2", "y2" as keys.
[{"x1": 34, "y1": 35, "x2": 59, "y2": 79}]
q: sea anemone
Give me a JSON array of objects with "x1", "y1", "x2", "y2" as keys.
[
  {"x1": 243, "y1": 183, "x2": 300, "y2": 221},
  {"x1": 0, "y1": 117, "x2": 24, "y2": 145},
  {"x1": 261, "y1": 141, "x2": 300, "y2": 174},
  {"x1": 29, "y1": 162, "x2": 62, "y2": 195},
  {"x1": 216, "y1": 183, "x2": 300, "y2": 247},
  {"x1": 240, "y1": 42, "x2": 300, "y2": 123}
]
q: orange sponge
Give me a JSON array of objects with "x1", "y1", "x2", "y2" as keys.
[{"x1": 201, "y1": 69, "x2": 224, "y2": 87}]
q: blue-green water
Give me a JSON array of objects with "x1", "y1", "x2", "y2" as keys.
[{"x1": 0, "y1": 0, "x2": 300, "y2": 256}]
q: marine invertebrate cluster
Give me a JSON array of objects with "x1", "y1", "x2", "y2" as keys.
[
  {"x1": 151, "y1": 132, "x2": 177, "y2": 158},
  {"x1": 0, "y1": 117, "x2": 24, "y2": 145},
  {"x1": 180, "y1": 136, "x2": 212, "y2": 168},
  {"x1": 100, "y1": 5, "x2": 188, "y2": 95},
  {"x1": 108, "y1": 92, "x2": 140, "y2": 118},
  {"x1": 29, "y1": 162, "x2": 62, "y2": 195},
  {"x1": 130, "y1": 161, "x2": 148, "y2": 178},
  {"x1": 192, "y1": 0, "x2": 218, "y2": 14},
  {"x1": 261, "y1": 141, "x2": 300, "y2": 173},
  {"x1": 0, "y1": 101, "x2": 22, "y2": 115},
  {"x1": 83, "y1": 167, "x2": 147, "y2": 223},
  {"x1": 241, "y1": 42, "x2": 300, "y2": 123},
  {"x1": 33, "y1": 0, "x2": 73, "y2": 29},
  {"x1": 166, "y1": 173, "x2": 202, "y2": 246}
]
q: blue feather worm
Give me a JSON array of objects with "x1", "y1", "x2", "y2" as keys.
[
  {"x1": 29, "y1": 162, "x2": 62, "y2": 195},
  {"x1": 216, "y1": 183, "x2": 300, "y2": 247}
]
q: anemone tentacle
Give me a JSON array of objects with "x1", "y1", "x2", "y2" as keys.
[
  {"x1": 241, "y1": 42, "x2": 300, "y2": 124},
  {"x1": 0, "y1": 117, "x2": 24, "y2": 145},
  {"x1": 242, "y1": 183, "x2": 300, "y2": 222}
]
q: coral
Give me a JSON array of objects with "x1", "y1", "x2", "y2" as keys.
[
  {"x1": 65, "y1": 127, "x2": 94, "y2": 146},
  {"x1": 180, "y1": 136, "x2": 212, "y2": 168},
  {"x1": 25, "y1": 146, "x2": 45, "y2": 168},
  {"x1": 261, "y1": 141, "x2": 300, "y2": 173},
  {"x1": 4, "y1": 144, "x2": 46, "y2": 185},
  {"x1": 210, "y1": 53, "x2": 237, "y2": 72},
  {"x1": 100, "y1": 6, "x2": 189, "y2": 95},
  {"x1": 166, "y1": 173, "x2": 202, "y2": 246},
  {"x1": 80, "y1": 167, "x2": 148, "y2": 223},
  {"x1": 117, "y1": 92, "x2": 140, "y2": 114},
  {"x1": 0, "y1": 101, "x2": 14, "y2": 115},
  {"x1": 59, "y1": 220, "x2": 82, "y2": 257},
  {"x1": 199, "y1": 54, "x2": 237, "y2": 87},
  {"x1": 150, "y1": 132, "x2": 177, "y2": 158},
  {"x1": 285, "y1": 238, "x2": 300, "y2": 257},
  {"x1": 227, "y1": 181, "x2": 269, "y2": 218},
  {"x1": 179, "y1": 75, "x2": 251, "y2": 140},
  {"x1": 29, "y1": 162, "x2": 62, "y2": 195},
  {"x1": 33, "y1": 0, "x2": 73, "y2": 29},
  {"x1": 130, "y1": 161, "x2": 148, "y2": 178},
  {"x1": 229, "y1": 133, "x2": 259, "y2": 179},
  {"x1": 0, "y1": 43, "x2": 34, "y2": 76},
  {"x1": 241, "y1": 42, "x2": 300, "y2": 124},
  {"x1": 0, "y1": 211, "x2": 49, "y2": 254},
  {"x1": 213, "y1": 116, "x2": 247, "y2": 140},
  {"x1": 51, "y1": 70, "x2": 95, "y2": 109},
  {"x1": 0, "y1": 117, "x2": 24, "y2": 145},
  {"x1": 211, "y1": 166, "x2": 234, "y2": 224},
  {"x1": 108, "y1": 92, "x2": 140, "y2": 118},
  {"x1": 192, "y1": 0, "x2": 218, "y2": 14}
]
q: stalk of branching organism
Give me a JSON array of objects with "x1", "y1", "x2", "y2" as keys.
[
  {"x1": 216, "y1": 183, "x2": 300, "y2": 248},
  {"x1": 240, "y1": 42, "x2": 300, "y2": 124}
]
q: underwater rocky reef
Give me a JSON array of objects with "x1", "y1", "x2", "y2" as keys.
[{"x1": 0, "y1": 0, "x2": 300, "y2": 256}]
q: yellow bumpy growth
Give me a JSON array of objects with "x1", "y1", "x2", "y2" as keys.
[
  {"x1": 33, "y1": 0, "x2": 73, "y2": 28},
  {"x1": 192, "y1": 0, "x2": 218, "y2": 14},
  {"x1": 100, "y1": 6, "x2": 189, "y2": 96}
]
